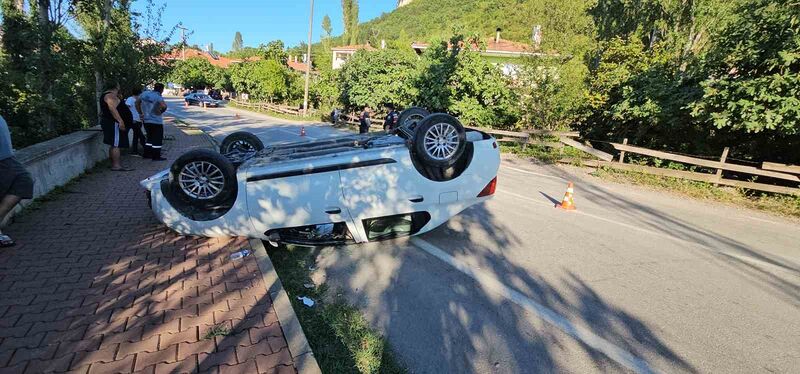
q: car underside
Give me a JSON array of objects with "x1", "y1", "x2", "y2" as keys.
[{"x1": 141, "y1": 109, "x2": 500, "y2": 246}]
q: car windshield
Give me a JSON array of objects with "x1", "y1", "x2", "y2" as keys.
[{"x1": 197, "y1": 95, "x2": 212, "y2": 100}]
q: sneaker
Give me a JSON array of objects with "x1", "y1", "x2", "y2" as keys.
[{"x1": 130, "y1": 152, "x2": 143, "y2": 158}]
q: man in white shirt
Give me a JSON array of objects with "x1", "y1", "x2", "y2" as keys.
[
  {"x1": 125, "y1": 86, "x2": 147, "y2": 156},
  {"x1": 136, "y1": 83, "x2": 168, "y2": 161},
  {"x1": 0, "y1": 115, "x2": 34, "y2": 248}
]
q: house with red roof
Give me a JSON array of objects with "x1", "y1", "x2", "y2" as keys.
[{"x1": 331, "y1": 44, "x2": 377, "y2": 69}]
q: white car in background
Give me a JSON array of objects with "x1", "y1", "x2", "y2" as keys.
[{"x1": 141, "y1": 108, "x2": 500, "y2": 245}]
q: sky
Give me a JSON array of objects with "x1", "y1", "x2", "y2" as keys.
[{"x1": 137, "y1": 0, "x2": 399, "y2": 52}]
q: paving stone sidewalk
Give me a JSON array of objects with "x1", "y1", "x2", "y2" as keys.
[{"x1": 0, "y1": 125, "x2": 296, "y2": 374}]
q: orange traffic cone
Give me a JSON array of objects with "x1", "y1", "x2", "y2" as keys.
[
  {"x1": 300, "y1": 126, "x2": 306, "y2": 137},
  {"x1": 556, "y1": 182, "x2": 576, "y2": 210},
  {"x1": 184, "y1": 100, "x2": 188, "y2": 108}
]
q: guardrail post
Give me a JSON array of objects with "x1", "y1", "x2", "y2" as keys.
[
  {"x1": 618, "y1": 138, "x2": 628, "y2": 163},
  {"x1": 715, "y1": 147, "x2": 730, "y2": 182}
]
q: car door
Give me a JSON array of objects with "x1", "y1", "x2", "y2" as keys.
[
  {"x1": 245, "y1": 165, "x2": 354, "y2": 239},
  {"x1": 338, "y1": 147, "x2": 434, "y2": 242}
]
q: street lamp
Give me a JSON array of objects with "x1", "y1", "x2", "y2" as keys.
[{"x1": 303, "y1": 0, "x2": 314, "y2": 116}]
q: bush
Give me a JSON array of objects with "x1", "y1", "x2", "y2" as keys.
[{"x1": 337, "y1": 49, "x2": 419, "y2": 110}]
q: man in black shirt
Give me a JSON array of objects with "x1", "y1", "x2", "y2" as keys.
[{"x1": 359, "y1": 106, "x2": 372, "y2": 134}]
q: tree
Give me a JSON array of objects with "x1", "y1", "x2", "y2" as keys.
[
  {"x1": 232, "y1": 31, "x2": 243, "y2": 52},
  {"x1": 169, "y1": 57, "x2": 226, "y2": 89},
  {"x1": 322, "y1": 14, "x2": 333, "y2": 38},
  {"x1": 260, "y1": 40, "x2": 288, "y2": 65},
  {"x1": 341, "y1": 0, "x2": 359, "y2": 45},
  {"x1": 338, "y1": 49, "x2": 418, "y2": 110},
  {"x1": 229, "y1": 59, "x2": 295, "y2": 102},
  {"x1": 416, "y1": 33, "x2": 519, "y2": 128}
]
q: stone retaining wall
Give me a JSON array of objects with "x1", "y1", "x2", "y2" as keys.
[{"x1": 1, "y1": 128, "x2": 106, "y2": 226}]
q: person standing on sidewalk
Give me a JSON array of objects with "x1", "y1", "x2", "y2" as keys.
[
  {"x1": 0, "y1": 115, "x2": 34, "y2": 248},
  {"x1": 99, "y1": 81, "x2": 133, "y2": 171},
  {"x1": 359, "y1": 106, "x2": 372, "y2": 134},
  {"x1": 125, "y1": 86, "x2": 147, "y2": 157},
  {"x1": 137, "y1": 83, "x2": 168, "y2": 161}
]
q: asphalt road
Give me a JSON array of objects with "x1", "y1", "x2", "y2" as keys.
[{"x1": 167, "y1": 98, "x2": 800, "y2": 374}]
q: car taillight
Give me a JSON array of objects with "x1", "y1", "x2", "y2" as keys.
[{"x1": 477, "y1": 177, "x2": 497, "y2": 197}]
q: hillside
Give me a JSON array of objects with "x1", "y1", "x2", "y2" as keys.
[{"x1": 352, "y1": 0, "x2": 594, "y2": 53}]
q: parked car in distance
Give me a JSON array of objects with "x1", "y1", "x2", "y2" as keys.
[{"x1": 185, "y1": 93, "x2": 220, "y2": 107}]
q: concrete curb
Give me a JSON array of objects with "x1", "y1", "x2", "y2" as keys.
[{"x1": 250, "y1": 239, "x2": 322, "y2": 374}]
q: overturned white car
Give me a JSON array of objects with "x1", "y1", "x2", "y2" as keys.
[{"x1": 141, "y1": 109, "x2": 500, "y2": 245}]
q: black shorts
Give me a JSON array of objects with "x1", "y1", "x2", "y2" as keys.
[
  {"x1": 101, "y1": 120, "x2": 130, "y2": 148},
  {"x1": 0, "y1": 157, "x2": 34, "y2": 199}
]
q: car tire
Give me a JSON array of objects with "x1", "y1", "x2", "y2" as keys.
[
  {"x1": 397, "y1": 107, "x2": 430, "y2": 135},
  {"x1": 220, "y1": 131, "x2": 264, "y2": 154},
  {"x1": 169, "y1": 149, "x2": 237, "y2": 207},
  {"x1": 413, "y1": 113, "x2": 466, "y2": 167}
]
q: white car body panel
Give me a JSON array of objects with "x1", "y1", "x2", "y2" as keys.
[{"x1": 141, "y1": 131, "x2": 500, "y2": 244}]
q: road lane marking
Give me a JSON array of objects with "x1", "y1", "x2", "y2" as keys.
[
  {"x1": 498, "y1": 188, "x2": 800, "y2": 274},
  {"x1": 410, "y1": 237, "x2": 658, "y2": 374}
]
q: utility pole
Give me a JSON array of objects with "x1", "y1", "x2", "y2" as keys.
[
  {"x1": 303, "y1": 0, "x2": 314, "y2": 116},
  {"x1": 177, "y1": 25, "x2": 189, "y2": 60}
]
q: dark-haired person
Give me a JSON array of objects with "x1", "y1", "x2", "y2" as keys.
[
  {"x1": 383, "y1": 103, "x2": 400, "y2": 132},
  {"x1": 359, "y1": 106, "x2": 371, "y2": 134},
  {"x1": 137, "y1": 83, "x2": 168, "y2": 161},
  {"x1": 99, "y1": 81, "x2": 133, "y2": 171},
  {"x1": 125, "y1": 86, "x2": 147, "y2": 156},
  {"x1": 0, "y1": 115, "x2": 34, "y2": 248}
]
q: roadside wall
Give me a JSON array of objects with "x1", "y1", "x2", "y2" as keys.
[{"x1": 1, "y1": 129, "x2": 107, "y2": 226}]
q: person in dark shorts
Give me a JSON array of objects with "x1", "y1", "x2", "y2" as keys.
[
  {"x1": 99, "y1": 81, "x2": 133, "y2": 171},
  {"x1": 383, "y1": 103, "x2": 400, "y2": 132},
  {"x1": 0, "y1": 115, "x2": 34, "y2": 247},
  {"x1": 359, "y1": 106, "x2": 372, "y2": 134},
  {"x1": 125, "y1": 86, "x2": 147, "y2": 156},
  {"x1": 137, "y1": 83, "x2": 168, "y2": 161}
]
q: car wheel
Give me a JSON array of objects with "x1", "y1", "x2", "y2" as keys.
[
  {"x1": 413, "y1": 114, "x2": 466, "y2": 167},
  {"x1": 397, "y1": 107, "x2": 430, "y2": 135},
  {"x1": 220, "y1": 131, "x2": 264, "y2": 154},
  {"x1": 169, "y1": 149, "x2": 237, "y2": 206}
]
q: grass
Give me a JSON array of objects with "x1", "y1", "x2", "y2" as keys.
[
  {"x1": 203, "y1": 324, "x2": 231, "y2": 339},
  {"x1": 268, "y1": 245, "x2": 406, "y2": 374},
  {"x1": 500, "y1": 142, "x2": 593, "y2": 165},
  {"x1": 593, "y1": 166, "x2": 800, "y2": 219}
]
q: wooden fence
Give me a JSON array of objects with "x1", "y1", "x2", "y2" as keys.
[{"x1": 230, "y1": 99, "x2": 310, "y2": 116}]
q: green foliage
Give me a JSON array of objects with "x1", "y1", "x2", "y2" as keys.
[
  {"x1": 416, "y1": 34, "x2": 519, "y2": 127},
  {"x1": 337, "y1": 49, "x2": 419, "y2": 110},
  {"x1": 341, "y1": 0, "x2": 360, "y2": 45},
  {"x1": 229, "y1": 59, "x2": 295, "y2": 101},
  {"x1": 322, "y1": 15, "x2": 333, "y2": 37},
  {"x1": 169, "y1": 57, "x2": 227, "y2": 89},
  {"x1": 261, "y1": 40, "x2": 289, "y2": 65},
  {"x1": 515, "y1": 58, "x2": 588, "y2": 131},
  {"x1": 310, "y1": 69, "x2": 341, "y2": 111},
  {"x1": 232, "y1": 31, "x2": 243, "y2": 52},
  {"x1": 580, "y1": 37, "x2": 710, "y2": 154},
  {"x1": 691, "y1": 0, "x2": 800, "y2": 135},
  {"x1": 1, "y1": 0, "x2": 167, "y2": 148}
]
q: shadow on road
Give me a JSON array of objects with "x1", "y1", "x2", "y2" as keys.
[{"x1": 312, "y1": 202, "x2": 699, "y2": 373}]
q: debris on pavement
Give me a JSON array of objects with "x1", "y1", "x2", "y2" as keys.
[
  {"x1": 298, "y1": 296, "x2": 315, "y2": 307},
  {"x1": 230, "y1": 249, "x2": 251, "y2": 260}
]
